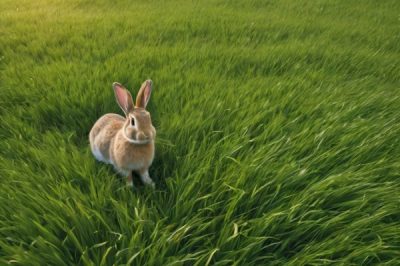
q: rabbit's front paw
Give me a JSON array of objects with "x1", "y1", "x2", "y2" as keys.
[{"x1": 140, "y1": 170, "x2": 155, "y2": 188}]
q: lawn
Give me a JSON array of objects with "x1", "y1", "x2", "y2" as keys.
[{"x1": 1, "y1": 0, "x2": 400, "y2": 265}]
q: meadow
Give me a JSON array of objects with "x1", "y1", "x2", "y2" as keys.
[{"x1": 1, "y1": 0, "x2": 400, "y2": 265}]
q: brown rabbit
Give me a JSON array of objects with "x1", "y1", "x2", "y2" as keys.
[{"x1": 89, "y1": 80, "x2": 156, "y2": 187}]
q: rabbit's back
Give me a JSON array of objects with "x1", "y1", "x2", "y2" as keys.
[{"x1": 89, "y1": 113, "x2": 125, "y2": 164}]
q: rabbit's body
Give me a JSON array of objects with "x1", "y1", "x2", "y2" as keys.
[
  {"x1": 90, "y1": 113, "x2": 124, "y2": 164},
  {"x1": 89, "y1": 80, "x2": 156, "y2": 187},
  {"x1": 89, "y1": 113, "x2": 155, "y2": 175}
]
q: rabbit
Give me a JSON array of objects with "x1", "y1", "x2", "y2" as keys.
[{"x1": 89, "y1": 80, "x2": 156, "y2": 188}]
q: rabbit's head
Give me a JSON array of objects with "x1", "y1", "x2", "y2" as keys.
[{"x1": 113, "y1": 80, "x2": 156, "y2": 144}]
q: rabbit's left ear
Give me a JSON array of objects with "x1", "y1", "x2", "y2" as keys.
[
  {"x1": 136, "y1": 80, "x2": 152, "y2": 108},
  {"x1": 113, "y1": 82, "x2": 134, "y2": 116}
]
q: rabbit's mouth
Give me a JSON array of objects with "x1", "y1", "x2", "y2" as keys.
[
  {"x1": 122, "y1": 128, "x2": 152, "y2": 145},
  {"x1": 136, "y1": 131, "x2": 153, "y2": 142}
]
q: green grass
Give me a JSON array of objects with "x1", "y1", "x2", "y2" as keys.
[{"x1": 1, "y1": 0, "x2": 400, "y2": 264}]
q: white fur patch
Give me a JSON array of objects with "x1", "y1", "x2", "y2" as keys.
[{"x1": 92, "y1": 146, "x2": 109, "y2": 163}]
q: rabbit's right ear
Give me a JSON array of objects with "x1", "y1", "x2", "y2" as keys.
[
  {"x1": 113, "y1": 82, "x2": 134, "y2": 116},
  {"x1": 136, "y1": 80, "x2": 152, "y2": 108}
]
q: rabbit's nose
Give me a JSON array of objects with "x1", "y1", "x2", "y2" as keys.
[{"x1": 137, "y1": 132, "x2": 149, "y2": 140}]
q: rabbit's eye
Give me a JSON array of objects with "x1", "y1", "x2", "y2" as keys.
[{"x1": 131, "y1": 118, "x2": 135, "y2": 126}]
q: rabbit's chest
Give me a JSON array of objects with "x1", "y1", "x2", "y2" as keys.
[{"x1": 112, "y1": 140, "x2": 155, "y2": 171}]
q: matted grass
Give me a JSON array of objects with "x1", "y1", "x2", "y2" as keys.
[{"x1": 1, "y1": 0, "x2": 400, "y2": 265}]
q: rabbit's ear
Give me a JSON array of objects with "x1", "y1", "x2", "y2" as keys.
[
  {"x1": 113, "y1": 82, "x2": 134, "y2": 116},
  {"x1": 136, "y1": 80, "x2": 152, "y2": 108}
]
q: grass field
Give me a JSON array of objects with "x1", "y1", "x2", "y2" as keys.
[{"x1": 1, "y1": 0, "x2": 400, "y2": 265}]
